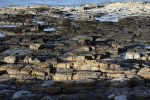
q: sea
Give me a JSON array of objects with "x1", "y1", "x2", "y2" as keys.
[{"x1": 0, "y1": 0, "x2": 149, "y2": 7}]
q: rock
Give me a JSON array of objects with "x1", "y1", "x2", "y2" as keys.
[
  {"x1": 0, "y1": 64, "x2": 9, "y2": 72},
  {"x1": 137, "y1": 67, "x2": 150, "y2": 79},
  {"x1": 72, "y1": 60, "x2": 99, "y2": 71},
  {"x1": 99, "y1": 63, "x2": 124, "y2": 73},
  {"x1": 4, "y1": 56, "x2": 18, "y2": 64},
  {"x1": 107, "y1": 87, "x2": 131, "y2": 96},
  {"x1": 37, "y1": 62, "x2": 53, "y2": 68},
  {"x1": 56, "y1": 68, "x2": 74, "y2": 74},
  {"x1": 107, "y1": 73, "x2": 126, "y2": 78},
  {"x1": 41, "y1": 80, "x2": 54, "y2": 87},
  {"x1": 53, "y1": 73, "x2": 72, "y2": 82},
  {"x1": 0, "y1": 65, "x2": 8, "y2": 75},
  {"x1": 83, "y1": 4, "x2": 98, "y2": 10},
  {"x1": 0, "y1": 46, "x2": 7, "y2": 53},
  {"x1": 124, "y1": 52, "x2": 134, "y2": 60},
  {"x1": 134, "y1": 53, "x2": 141, "y2": 59},
  {"x1": 7, "y1": 64, "x2": 24, "y2": 75},
  {"x1": 19, "y1": 65, "x2": 34, "y2": 75},
  {"x1": 0, "y1": 89, "x2": 15, "y2": 100},
  {"x1": 0, "y1": 74, "x2": 14, "y2": 83},
  {"x1": 29, "y1": 43, "x2": 44, "y2": 50},
  {"x1": 148, "y1": 56, "x2": 150, "y2": 60},
  {"x1": 114, "y1": 95, "x2": 127, "y2": 100},
  {"x1": 30, "y1": 84, "x2": 61, "y2": 94},
  {"x1": 31, "y1": 67, "x2": 49, "y2": 78},
  {"x1": 73, "y1": 71, "x2": 101, "y2": 80},
  {"x1": 125, "y1": 52, "x2": 141, "y2": 59},
  {"x1": 24, "y1": 56, "x2": 41, "y2": 64},
  {"x1": 74, "y1": 56, "x2": 86, "y2": 61},
  {"x1": 141, "y1": 56, "x2": 147, "y2": 61},
  {"x1": 56, "y1": 63, "x2": 72, "y2": 69},
  {"x1": 0, "y1": 84, "x2": 14, "y2": 90},
  {"x1": 109, "y1": 78, "x2": 130, "y2": 87},
  {"x1": 78, "y1": 46, "x2": 90, "y2": 52},
  {"x1": 30, "y1": 26, "x2": 39, "y2": 31},
  {"x1": 12, "y1": 90, "x2": 33, "y2": 99},
  {"x1": 132, "y1": 87, "x2": 150, "y2": 99},
  {"x1": 60, "y1": 80, "x2": 76, "y2": 89},
  {"x1": 108, "y1": 94, "x2": 115, "y2": 99},
  {"x1": 42, "y1": 96, "x2": 54, "y2": 100},
  {"x1": 125, "y1": 70, "x2": 137, "y2": 78},
  {"x1": 75, "y1": 78, "x2": 96, "y2": 86}
]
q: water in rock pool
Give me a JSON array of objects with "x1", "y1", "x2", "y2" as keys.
[{"x1": 0, "y1": 0, "x2": 149, "y2": 7}]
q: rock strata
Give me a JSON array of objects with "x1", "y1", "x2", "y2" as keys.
[{"x1": 0, "y1": 2, "x2": 150, "y2": 100}]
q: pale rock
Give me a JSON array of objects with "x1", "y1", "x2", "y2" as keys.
[
  {"x1": 137, "y1": 67, "x2": 150, "y2": 79},
  {"x1": 125, "y1": 52, "x2": 141, "y2": 59},
  {"x1": 56, "y1": 63, "x2": 72, "y2": 69},
  {"x1": 29, "y1": 43, "x2": 44, "y2": 50},
  {"x1": 4, "y1": 56, "x2": 18, "y2": 64}
]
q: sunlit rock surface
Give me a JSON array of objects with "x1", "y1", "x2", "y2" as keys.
[{"x1": 0, "y1": 2, "x2": 150, "y2": 100}]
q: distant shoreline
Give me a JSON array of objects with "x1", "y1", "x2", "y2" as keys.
[
  {"x1": 0, "y1": 2, "x2": 149, "y2": 23},
  {"x1": 0, "y1": 0, "x2": 150, "y2": 8}
]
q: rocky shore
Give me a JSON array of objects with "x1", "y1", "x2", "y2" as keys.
[{"x1": 0, "y1": 2, "x2": 150, "y2": 100}]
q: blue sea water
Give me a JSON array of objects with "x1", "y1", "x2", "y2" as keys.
[{"x1": 0, "y1": 0, "x2": 149, "y2": 7}]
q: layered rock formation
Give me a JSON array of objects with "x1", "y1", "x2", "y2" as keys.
[{"x1": 0, "y1": 3, "x2": 150, "y2": 100}]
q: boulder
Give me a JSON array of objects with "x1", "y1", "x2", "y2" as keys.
[
  {"x1": 29, "y1": 43, "x2": 44, "y2": 50},
  {"x1": 137, "y1": 67, "x2": 150, "y2": 79},
  {"x1": 4, "y1": 56, "x2": 18, "y2": 64},
  {"x1": 125, "y1": 52, "x2": 141, "y2": 59}
]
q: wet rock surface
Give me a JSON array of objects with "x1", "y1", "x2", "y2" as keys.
[{"x1": 0, "y1": 3, "x2": 150, "y2": 100}]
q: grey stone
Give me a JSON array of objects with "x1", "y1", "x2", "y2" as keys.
[{"x1": 12, "y1": 90, "x2": 33, "y2": 99}]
